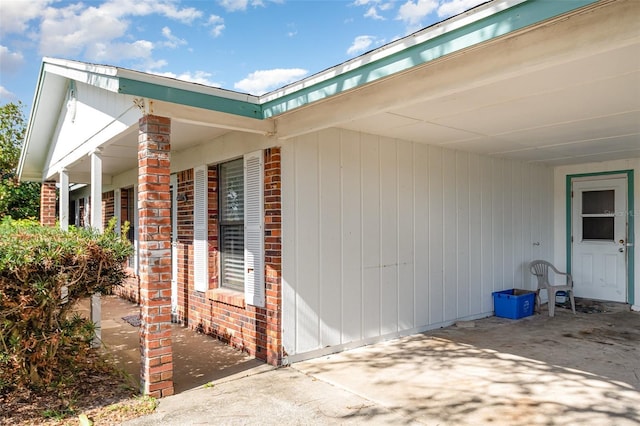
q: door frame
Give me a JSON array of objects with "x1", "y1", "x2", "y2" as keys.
[{"x1": 566, "y1": 170, "x2": 635, "y2": 304}]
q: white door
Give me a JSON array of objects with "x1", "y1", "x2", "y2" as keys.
[
  {"x1": 572, "y1": 177, "x2": 627, "y2": 302},
  {"x1": 170, "y1": 174, "x2": 178, "y2": 320}
]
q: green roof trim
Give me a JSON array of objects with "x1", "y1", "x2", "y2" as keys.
[
  {"x1": 262, "y1": 0, "x2": 598, "y2": 118},
  {"x1": 118, "y1": 77, "x2": 263, "y2": 119}
]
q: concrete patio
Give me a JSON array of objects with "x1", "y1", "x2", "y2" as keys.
[{"x1": 94, "y1": 296, "x2": 639, "y2": 425}]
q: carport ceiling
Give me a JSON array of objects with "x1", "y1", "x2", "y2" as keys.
[
  {"x1": 273, "y1": 0, "x2": 640, "y2": 167},
  {"x1": 337, "y1": 44, "x2": 639, "y2": 167}
]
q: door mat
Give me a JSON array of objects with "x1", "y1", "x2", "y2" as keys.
[{"x1": 122, "y1": 315, "x2": 141, "y2": 327}]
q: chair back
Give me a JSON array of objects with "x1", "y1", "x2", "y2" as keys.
[{"x1": 529, "y1": 260, "x2": 552, "y2": 290}]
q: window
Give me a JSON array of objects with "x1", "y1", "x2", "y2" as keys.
[
  {"x1": 193, "y1": 151, "x2": 264, "y2": 306},
  {"x1": 581, "y1": 190, "x2": 615, "y2": 241},
  {"x1": 219, "y1": 159, "x2": 245, "y2": 291}
]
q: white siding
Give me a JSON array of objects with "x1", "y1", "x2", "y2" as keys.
[
  {"x1": 282, "y1": 128, "x2": 554, "y2": 361},
  {"x1": 47, "y1": 82, "x2": 139, "y2": 176}
]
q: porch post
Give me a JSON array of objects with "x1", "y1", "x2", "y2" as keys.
[
  {"x1": 89, "y1": 148, "x2": 103, "y2": 347},
  {"x1": 39, "y1": 181, "x2": 57, "y2": 227},
  {"x1": 138, "y1": 114, "x2": 174, "y2": 397},
  {"x1": 90, "y1": 148, "x2": 103, "y2": 232},
  {"x1": 59, "y1": 169, "x2": 69, "y2": 231}
]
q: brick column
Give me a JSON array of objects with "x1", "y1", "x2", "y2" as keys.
[
  {"x1": 40, "y1": 181, "x2": 57, "y2": 226},
  {"x1": 264, "y1": 147, "x2": 282, "y2": 365},
  {"x1": 138, "y1": 115, "x2": 174, "y2": 397}
]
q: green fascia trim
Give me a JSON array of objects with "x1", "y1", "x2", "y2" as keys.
[
  {"x1": 118, "y1": 78, "x2": 263, "y2": 119},
  {"x1": 262, "y1": 0, "x2": 598, "y2": 118},
  {"x1": 566, "y1": 170, "x2": 635, "y2": 305}
]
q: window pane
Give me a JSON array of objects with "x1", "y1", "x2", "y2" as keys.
[
  {"x1": 582, "y1": 217, "x2": 614, "y2": 240},
  {"x1": 220, "y1": 159, "x2": 244, "y2": 222},
  {"x1": 221, "y1": 224, "x2": 244, "y2": 291},
  {"x1": 582, "y1": 190, "x2": 614, "y2": 215}
]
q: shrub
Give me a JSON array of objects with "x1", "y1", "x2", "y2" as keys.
[{"x1": 0, "y1": 218, "x2": 132, "y2": 391}]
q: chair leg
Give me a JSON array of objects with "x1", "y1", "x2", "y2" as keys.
[
  {"x1": 548, "y1": 290, "x2": 555, "y2": 317},
  {"x1": 536, "y1": 290, "x2": 541, "y2": 314},
  {"x1": 569, "y1": 290, "x2": 576, "y2": 314}
]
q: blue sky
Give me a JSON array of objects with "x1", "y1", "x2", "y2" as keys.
[{"x1": 0, "y1": 0, "x2": 484, "y2": 109}]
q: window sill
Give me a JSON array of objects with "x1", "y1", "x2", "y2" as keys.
[{"x1": 206, "y1": 288, "x2": 245, "y2": 308}]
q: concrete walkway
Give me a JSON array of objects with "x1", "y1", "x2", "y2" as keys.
[{"x1": 107, "y1": 297, "x2": 639, "y2": 425}]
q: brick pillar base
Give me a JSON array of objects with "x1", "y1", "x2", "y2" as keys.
[
  {"x1": 138, "y1": 115, "x2": 174, "y2": 397},
  {"x1": 40, "y1": 181, "x2": 57, "y2": 226}
]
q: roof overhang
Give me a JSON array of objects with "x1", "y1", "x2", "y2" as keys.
[{"x1": 18, "y1": 0, "x2": 639, "y2": 182}]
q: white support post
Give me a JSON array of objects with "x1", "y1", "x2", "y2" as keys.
[
  {"x1": 89, "y1": 148, "x2": 103, "y2": 347},
  {"x1": 90, "y1": 148, "x2": 103, "y2": 232},
  {"x1": 59, "y1": 168, "x2": 69, "y2": 231}
]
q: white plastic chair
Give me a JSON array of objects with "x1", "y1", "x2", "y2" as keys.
[{"x1": 529, "y1": 260, "x2": 576, "y2": 317}]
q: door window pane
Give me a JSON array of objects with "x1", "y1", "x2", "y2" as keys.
[
  {"x1": 582, "y1": 217, "x2": 614, "y2": 240},
  {"x1": 582, "y1": 190, "x2": 614, "y2": 214}
]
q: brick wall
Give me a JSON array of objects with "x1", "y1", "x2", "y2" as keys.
[
  {"x1": 263, "y1": 147, "x2": 282, "y2": 365},
  {"x1": 40, "y1": 181, "x2": 57, "y2": 226}
]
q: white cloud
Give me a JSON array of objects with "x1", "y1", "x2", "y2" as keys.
[
  {"x1": 218, "y1": 0, "x2": 265, "y2": 12},
  {"x1": 379, "y1": 2, "x2": 394, "y2": 12},
  {"x1": 100, "y1": 0, "x2": 202, "y2": 23},
  {"x1": 0, "y1": 86, "x2": 17, "y2": 101},
  {"x1": 364, "y1": 6, "x2": 385, "y2": 20},
  {"x1": 438, "y1": 0, "x2": 485, "y2": 17},
  {"x1": 150, "y1": 70, "x2": 220, "y2": 87},
  {"x1": 0, "y1": 45, "x2": 25, "y2": 74},
  {"x1": 397, "y1": 0, "x2": 438, "y2": 26},
  {"x1": 0, "y1": 0, "x2": 53, "y2": 36},
  {"x1": 37, "y1": 0, "x2": 203, "y2": 62},
  {"x1": 234, "y1": 68, "x2": 308, "y2": 95},
  {"x1": 39, "y1": 3, "x2": 126, "y2": 58},
  {"x1": 207, "y1": 15, "x2": 226, "y2": 38},
  {"x1": 352, "y1": 0, "x2": 375, "y2": 5},
  {"x1": 88, "y1": 40, "x2": 157, "y2": 64},
  {"x1": 161, "y1": 26, "x2": 187, "y2": 48},
  {"x1": 347, "y1": 35, "x2": 376, "y2": 56}
]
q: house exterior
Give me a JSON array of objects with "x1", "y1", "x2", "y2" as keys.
[{"x1": 19, "y1": 0, "x2": 639, "y2": 398}]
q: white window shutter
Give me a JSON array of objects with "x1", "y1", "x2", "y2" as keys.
[
  {"x1": 193, "y1": 166, "x2": 208, "y2": 292},
  {"x1": 244, "y1": 151, "x2": 264, "y2": 307}
]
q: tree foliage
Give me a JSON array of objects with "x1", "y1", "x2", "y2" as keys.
[
  {"x1": 0, "y1": 217, "x2": 132, "y2": 391},
  {"x1": 0, "y1": 102, "x2": 40, "y2": 220}
]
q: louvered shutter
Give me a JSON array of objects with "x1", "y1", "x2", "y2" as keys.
[
  {"x1": 193, "y1": 166, "x2": 208, "y2": 292},
  {"x1": 244, "y1": 151, "x2": 264, "y2": 307}
]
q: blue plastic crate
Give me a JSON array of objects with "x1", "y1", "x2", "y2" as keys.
[{"x1": 492, "y1": 289, "x2": 535, "y2": 319}]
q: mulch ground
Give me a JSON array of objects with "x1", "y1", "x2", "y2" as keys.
[{"x1": 0, "y1": 351, "x2": 155, "y2": 426}]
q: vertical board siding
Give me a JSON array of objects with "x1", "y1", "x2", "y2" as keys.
[
  {"x1": 429, "y1": 146, "x2": 445, "y2": 324},
  {"x1": 397, "y1": 141, "x2": 414, "y2": 331},
  {"x1": 319, "y1": 129, "x2": 342, "y2": 347},
  {"x1": 340, "y1": 135, "x2": 363, "y2": 342},
  {"x1": 282, "y1": 129, "x2": 553, "y2": 358},
  {"x1": 361, "y1": 135, "x2": 382, "y2": 339},
  {"x1": 380, "y1": 139, "x2": 398, "y2": 335},
  {"x1": 294, "y1": 134, "x2": 320, "y2": 353}
]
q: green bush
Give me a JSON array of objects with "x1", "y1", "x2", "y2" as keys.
[{"x1": 0, "y1": 218, "x2": 132, "y2": 391}]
